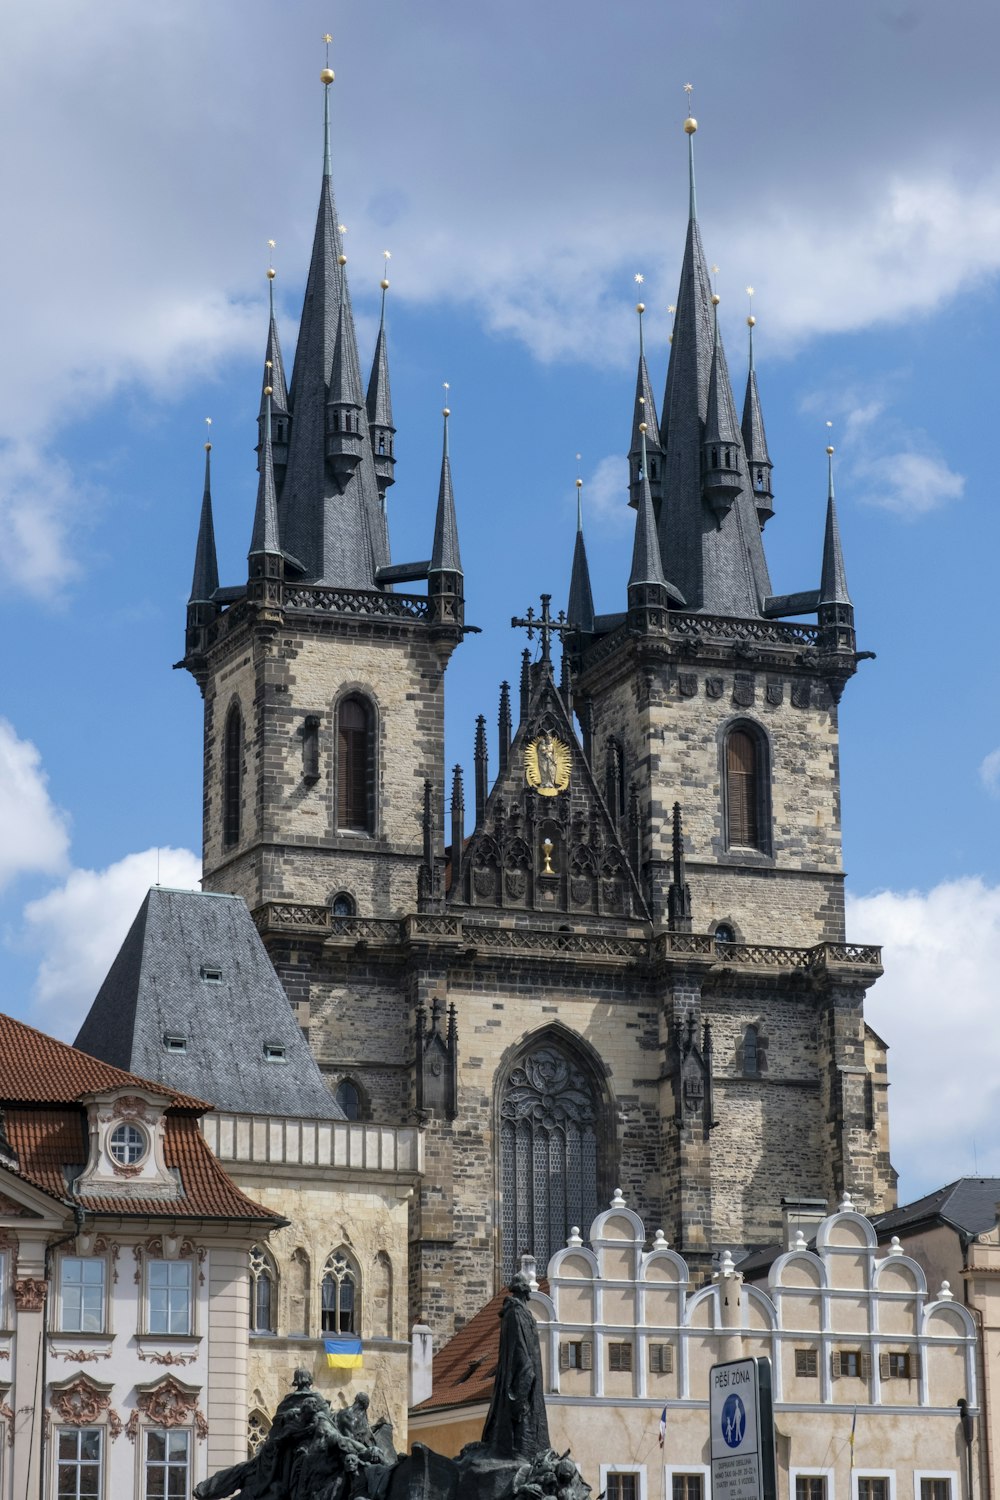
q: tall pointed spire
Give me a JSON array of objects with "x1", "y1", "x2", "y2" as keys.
[
  {"x1": 189, "y1": 433, "x2": 219, "y2": 606},
  {"x1": 278, "y1": 51, "x2": 388, "y2": 587},
  {"x1": 428, "y1": 395, "x2": 464, "y2": 631},
  {"x1": 702, "y1": 292, "x2": 743, "y2": 525},
  {"x1": 657, "y1": 100, "x2": 772, "y2": 616},
  {"x1": 249, "y1": 369, "x2": 282, "y2": 569},
  {"x1": 629, "y1": 425, "x2": 668, "y2": 592},
  {"x1": 366, "y1": 254, "x2": 396, "y2": 498},
  {"x1": 628, "y1": 294, "x2": 663, "y2": 511},
  {"x1": 567, "y1": 476, "x2": 596, "y2": 634},
  {"x1": 257, "y1": 254, "x2": 290, "y2": 489},
  {"x1": 741, "y1": 292, "x2": 774, "y2": 529},
  {"x1": 819, "y1": 446, "x2": 851, "y2": 607}
]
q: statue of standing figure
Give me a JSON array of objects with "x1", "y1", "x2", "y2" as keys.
[{"x1": 481, "y1": 1273, "x2": 550, "y2": 1460}]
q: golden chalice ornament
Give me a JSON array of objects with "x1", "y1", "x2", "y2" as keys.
[{"x1": 525, "y1": 732, "x2": 571, "y2": 797}]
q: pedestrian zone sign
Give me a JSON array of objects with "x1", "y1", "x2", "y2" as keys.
[{"x1": 709, "y1": 1358, "x2": 776, "y2": 1500}]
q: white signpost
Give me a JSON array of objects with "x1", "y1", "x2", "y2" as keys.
[{"x1": 709, "y1": 1358, "x2": 776, "y2": 1500}]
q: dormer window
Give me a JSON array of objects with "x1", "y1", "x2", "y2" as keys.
[
  {"x1": 200, "y1": 966, "x2": 222, "y2": 984},
  {"x1": 163, "y1": 1034, "x2": 187, "y2": 1054},
  {"x1": 263, "y1": 1043, "x2": 287, "y2": 1064},
  {"x1": 109, "y1": 1123, "x2": 147, "y2": 1166}
]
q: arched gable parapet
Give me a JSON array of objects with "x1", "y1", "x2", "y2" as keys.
[
  {"x1": 589, "y1": 1201, "x2": 646, "y2": 1247},
  {"x1": 769, "y1": 1248, "x2": 829, "y2": 1292},
  {"x1": 639, "y1": 1246, "x2": 689, "y2": 1285},
  {"x1": 744, "y1": 1284, "x2": 777, "y2": 1329},
  {"x1": 872, "y1": 1251, "x2": 927, "y2": 1296},
  {"x1": 547, "y1": 1246, "x2": 600, "y2": 1282},
  {"x1": 922, "y1": 1298, "x2": 976, "y2": 1340},
  {"x1": 528, "y1": 1288, "x2": 556, "y2": 1322},
  {"x1": 685, "y1": 1282, "x2": 722, "y2": 1330},
  {"x1": 814, "y1": 1209, "x2": 878, "y2": 1253}
]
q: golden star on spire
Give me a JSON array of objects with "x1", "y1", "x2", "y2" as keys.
[
  {"x1": 684, "y1": 83, "x2": 693, "y2": 94},
  {"x1": 339, "y1": 224, "x2": 347, "y2": 235},
  {"x1": 323, "y1": 33, "x2": 332, "y2": 43},
  {"x1": 383, "y1": 249, "x2": 391, "y2": 260},
  {"x1": 634, "y1": 273, "x2": 644, "y2": 284}
]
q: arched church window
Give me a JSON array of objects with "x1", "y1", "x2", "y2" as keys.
[
  {"x1": 755, "y1": 467, "x2": 764, "y2": 491},
  {"x1": 321, "y1": 1249, "x2": 358, "y2": 1334},
  {"x1": 247, "y1": 1412, "x2": 271, "y2": 1459},
  {"x1": 724, "y1": 724, "x2": 769, "y2": 853},
  {"x1": 498, "y1": 1038, "x2": 606, "y2": 1285},
  {"x1": 223, "y1": 704, "x2": 243, "y2": 848},
  {"x1": 249, "y1": 1245, "x2": 276, "y2": 1334},
  {"x1": 331, "y1": 892, "x2": 356, "y2": 918},
  {"x1": 742, "y1": 1025, "x2": 760, "y2": 1077},
  {"x1": 337, "y1": 696, "x2": 374, "y2": 833},
  {"x1": 334, "y1": 1079, "x2": 362, "y2": 1120},
  {"x1": 715, "y1": 922, "x2": 736, "y2": 948},
  {"x1": 378, "y1": 433, "x2": 386, "y2": 454}
]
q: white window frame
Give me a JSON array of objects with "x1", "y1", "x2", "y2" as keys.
[
  {"x1": 852, "y1": 1472, "x2": 896, "y2": 1500},
  {"x1": 59, "y1": 1255, "x2": 107, "y2": 1335},
  {"x1": 791, "y1": 1468, "x2": 834, "y2": 1500},
  {"x1": 913, "y1": 1473, "x2": 958, "y2": 1500},
  {"x1": 143, "y1": 1425, "x2": 191, "y2": 1500},
  {"x1": 663, "y1": 1464, "x2": 710, "y2": 1500},
  {"x1": 108, "y1": 1121, "x2": 148, "y2": 1167},
  {"x1": 54, "y1": 1423, "x2": 104, "y2": 1500},
  {"x1": 145, "y1": 1257, "x2": 193, "y2": 1336},
  {"x1": 600, "y1": 1465, "x2": 647, "y2": 1500}
]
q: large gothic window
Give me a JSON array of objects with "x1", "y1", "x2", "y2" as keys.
[
  {"x1": 724, "y1": 722, "x2": 770, "y2": 854},
  {"x1": 337, "y1": 696, "x2": 374, "y2": 833},
  {"x1": 498, "y1": 1039, "x2": 605, "y2": 1285}
]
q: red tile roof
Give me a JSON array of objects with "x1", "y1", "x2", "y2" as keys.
[
  {"x1": 412, "y1": 1281, "x2": 549, "y2": 1413},
  {"x1": 0, "y1": 1013, "x2": 204, "y2": 1110},
  {"x1": 0, "y1": 1014, "x2": 278, "y2": 1224}
]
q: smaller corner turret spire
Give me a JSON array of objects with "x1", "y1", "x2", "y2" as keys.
[
  {"x1": 567, "y1": 472, "x2": 596, "y2": 634},
  {"x1": 701, "y1": 286, "x2": 743, "y2": 527},
  {"x1": 189, "y1": 421, "x2": 219, "y2": 606},
  {"x1": 628, "y1": 285, "x2": 663, "y2": 511},
  {"x1": 248, "y1": 352, "x2": 284, "y2": 611},
  {"x1": 429, "y1": 389, "x2": 464, "y2": 631},
  {"x1": 325, "y1": 244, "x2": 366, "y2": 494},
  {"x1": 366, "y1": 250, "x2": 396, "y2": 498},
  {"x1": 819, "y1": 445, "x2": 851, "y2": 608},
  {"x1": 683, "y1": 84, "x2": 698, "y2": 221},
  {"x1": 629, "y1": 424, "x2": 668, "y2": 592},
  {"x1": 257, "y1": 243, "x2": 290, "y2": 490},
  {"x1": 741, "y1": 287, "x2": 774, "y2": 529}
]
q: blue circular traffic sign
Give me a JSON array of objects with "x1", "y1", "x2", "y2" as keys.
[{"x1": 721, "y1": 1393, "x2": 746, "y2": 1449}]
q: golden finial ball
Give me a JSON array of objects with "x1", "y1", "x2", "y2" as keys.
[
  {"x1": 204, "y1": 442, "x2": 212, "y2": 452},
  {"x1": 639, "y1": 421, "x2": 648, "y2": 434},
  {"x1": 684, "y1": 116, "x2": 698, "y2": 134},
  {"x1": 380, "y1": 278, "x2": 390, "y2": 290},
  {"x1": 321, "y1": 67, "x2": 335, "y2": 85},
  {"x1": 747, "y1": 314, "x2": 755, "y2": 327},
  {"x1": 636, "y1": 302, "x2": 645, "y2": 314},
  {"x1": 338, "y1": 253, "x2": 348, "y2": 266},
  {"x1": 264, "y1": 385, "x2": 273, "y2": 397},
  {"x1": 668, "y1": 333, "x2": 673, "y2": 343},
  {"x1": 442, "y1": 406, "x2": 451, "y2": 418},
  {"x1": 267, "y1": 267, "x2": 276, "y2": 280},
  {"x1": 711, "y1": 293, "x2": 721, "y2": 306},
  {"x1": 576, "y1": 478, "x2": 583, "y2": 488},
  {"x1": 826, "y1": 445, "x2": 835, "y2": 455}
]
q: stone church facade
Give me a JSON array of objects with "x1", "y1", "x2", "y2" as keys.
[{"x1": 180, "y1": 67, "x2": 895, "y2": 1340}]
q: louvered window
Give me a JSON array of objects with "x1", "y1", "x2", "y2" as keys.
[
  {"x1": 726, "y1": 729, "x2": 759, "y2": 848},
  {"x1": 559, "y1": 1340, "x2": 593, "y2": 1371},
  {"x1": 223, "y1": 705, "x2": 243, "y2": 847},
  {"x1": 608, "y1": 1342, "x2": 633, "y2": 1372},
  {"x1": 794, "y1": 1348, "x2": 818, "y2": 1377},
  {"x1": 337, "y1": 696, "x2": 373, "y2": 832},
  {"x1": 649, "y1": 1342, "x2": 674, "y2": 1374},
  {"x1": 831, "y1": 1349, "x2": 870, "y2": 1379}
]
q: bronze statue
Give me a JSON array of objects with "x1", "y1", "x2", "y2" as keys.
[{"x1": 481, "y1": 1274, "x2": 550, "y2": 1459}]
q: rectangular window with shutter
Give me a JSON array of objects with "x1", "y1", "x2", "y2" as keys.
[
  {"x1": 881, "y1": 1351, "x2": 913, "y2": 1379},
  {"x1": 608, "y1": 1342, "x2": 633, "y2": 1372},
  {"x1": 832, "y1": 1349, "x2": 868, "y2": 1379},
  {"x1": 794, "y1": 1348, "x2": 818, "y2": 1378},
  {"x1": 559, "y1": 1340, "x2": 592, "y2": 1371},
  {"x1": 649, "y1": 1343, "x2": 674, "y2": 1374}
]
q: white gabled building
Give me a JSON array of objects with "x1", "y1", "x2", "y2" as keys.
[{"x1": 0, "y1": 1010, "x2": 281, "y2": 1499}]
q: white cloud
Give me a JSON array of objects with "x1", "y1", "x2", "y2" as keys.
[
  {"x1": 23, "y1": 847, "x2": 202, "y2": 1040},
  {"x1": 585, "y1": 455, "x2": 631, "y2": 529},
  {"x1": 848, "y1": 878, "x2": 1000, "y2": 1200},
  {"x1": 854, "y1": 450, "x2": 965, "y2": 516},
  {"x1": 0, "y1": 720, "x2": 70, "y2": 890},
  {"x1": 979, "y1": 750, "x2": 1000, "y2": 797}
]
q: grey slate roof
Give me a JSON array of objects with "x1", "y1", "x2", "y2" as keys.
[
  {"x1": 629, "y1": 314, "x2": 662, "y2": 468},
  {"x1": 188, "y1": 449, "x2": 219, "y2": 605},
  {"x1": 740, "y1": 327, "x2": 771, "y2": 474},
  {"x1": 249, "y1": 392, "x2": 281, "y2": 560},
  {"x1": 74, "y1": 888, "x2": 345, "y2": 1121},
  {"x1": 276, "y1": 86, "x2": 389, "y2": 588},
  {"x1": 872, "y1": 1179, "x2": 1000, "y2": 1240},
  {"x1": 259, "y1": 281, "x2": 289, "y2": 418},
  {"x1": 430, "y1": 412, "x2": 462, "y2": 574},
  {"x1": 629, "y1": 442, "x2": 667, "y2": 589},
  {"x1": 656, "y1": 200, "x2": 772, "y2": 617},
  {"x1": 819, "y1": 460, "x2": 851, "y2": 606}
]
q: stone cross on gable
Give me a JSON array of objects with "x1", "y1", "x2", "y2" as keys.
[{"x1": 511, "y1": 593, "x2": 573, "y2": 666}]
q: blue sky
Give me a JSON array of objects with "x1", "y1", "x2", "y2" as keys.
[{"x1": 2, "y1": 0, "x2": 999, "y2": 1204}]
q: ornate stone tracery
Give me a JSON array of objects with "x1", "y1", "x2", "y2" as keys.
[
  {"x1": 127, "y1": 1376, "x2": 208, "y2": 1441},
  {"x1": 498, "y1": 1040, "x2": 604, "y2": 1283},
  {"x1": 50, "y1": 1374, "x2": 122, "y2": 1438}
]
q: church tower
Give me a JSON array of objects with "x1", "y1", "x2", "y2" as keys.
[
  {"x1": 180, "y1": 62, "x2": 465, "y2": 942},
  {"x1": 178, "y1": 74, "x2": 893, "y2": 1342}
]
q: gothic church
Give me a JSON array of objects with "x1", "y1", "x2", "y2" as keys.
[{"x1": 177, "y1": 70, "x2": 895, "y2": 1338}]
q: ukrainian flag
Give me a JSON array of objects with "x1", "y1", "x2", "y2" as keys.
[{"x1": 325, "y1": 1336, "x2": 363, "y2": 1369}]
